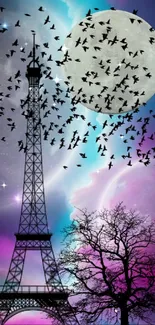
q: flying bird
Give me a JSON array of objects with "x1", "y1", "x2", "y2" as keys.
[
  {"x1": 149, "y1": 37, "x2": 155, "y2": 44},
  {"x1": 12, "y1": 39, "x2": 19, "y2": 46},
  {"x1": 75, "y1": 37, "x2": 81, "y2": 47},
  {"x1": 43, "y1": 42, "x2": 49, "y2": 48},
  {"x1": 108, "y1": 161, "x2": 113, "y2": 169},
  {"x1": 38, "y1": 6, "x2": 44, "y2": 11},
  {"x1": 132, "y1": 9, "x2": 138, "y2": 15},
  {"x1": 108, "y1": 35, "x2": 119, "y2": 46},
  {"x1": 50, "y1": 24, "x2": 55, "y2": 30},
  {"x1": 106, "y1": 19, "x2": 111, "y2": 24},
  {"x1": 127, "y1": 160, "x2": 132, "y2": 166},
  {"x1": 86, "y1": 9, "x2": 91, "y2": 17},
  {"x1": 15, "y1": 20, "x2": 20, "y2": 27},
  {"x1": 80, "y1": 153, "x2": 87, "y2": 158},
  {"x1": 66, "y1": 33, "x2": 72, "y2": 38},
  {"x1": 129, "y1": 18, "x2": 135, "y2": 24},
  {"x1": 82, "y1": 46, "x2": 89, "y2": 52},
  {"x1": 145, "y1": 72, "x2": 152, "y2": 78},
  {"x1": 44, "y1": 16, "x2": 50, "y2": 25},
  {"x1": 122, "y1": 43, "x2": 128, "y2": 50}
]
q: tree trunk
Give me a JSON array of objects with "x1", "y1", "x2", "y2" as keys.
[{"x1": 120, "y1": 306, "x2": 129, "y2": 325}]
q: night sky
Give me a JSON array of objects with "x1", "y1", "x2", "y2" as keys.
[{"x1": 0, "y1": 0, "x2": 155, "y2": 324}]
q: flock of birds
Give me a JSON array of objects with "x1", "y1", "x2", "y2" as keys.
[
  {"x1": 62, "y1": 11, "x2": 154, "y2": 116},
  {"x1": 0, "y1": 6, "x2": 155, "y2": 170}
]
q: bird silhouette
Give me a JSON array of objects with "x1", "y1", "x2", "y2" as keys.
[
  {"x1": 132, "y1": 9, "x2": 138, "y2": 15},
  {"x1": 86, "y1": 9, "x2": 91, "y2": 17},
  {"x1": 15, "y1": 20, "x2": 20, "y2": 27},
  {"x1": 12, "y1": 39, "x2": 19, "y2": 46},
  {"x1": 82, "y1": 46, "x2": 89, "y2": 52},
  {"x1": 50, "y1": 24, "x2": 55, "y2": 30},
  {"x1": 133, "y1": 51, "x2": 138, "y2": 58},
  {"x1": 43, "y1": 42, "x2": 49, "y2": 48},
  {"x1": 108, "y1": 161, "x2": 113, "y2": 169},
  {"x1": 129, "y1": 18, "x2": 135, "y2": 24},
  {"x1": 66, "y1": 33, "x2": 72, "y2": 38},
  {"x1": 109, "y1": 35, "x2": 119, "y2": 46},
  {"x1": 75, "y1": 37, "x2": 81, "y2": 47},
  {"x1": 127, "y1": 160, "x2": 132, "y2": 166},
  {"x1": 38, "y1": 6, "x2": 44, "y2": 11},
  {"x1": 122, "y1": 43, "x2": 128, "y2": 50},
  {"x1": 44, "y1": 15, "x2": 50, "y2": 25},
  {"x1": 80, "y1": 153, "x2": 87, "y2": 158},
  {"x1": 145, "y1": 72, "x2": 152, "y2": 78},
  {"x1": 54, "y1": 36, "x2": 60, "y2": 40}
]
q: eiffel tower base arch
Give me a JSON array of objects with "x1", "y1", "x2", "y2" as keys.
[{"x1": 0, "y1": 297, "x2": 69, "y2": 324}]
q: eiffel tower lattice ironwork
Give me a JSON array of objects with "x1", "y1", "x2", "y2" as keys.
[{"x1": 0, "y1": 33, "x2": 79, "y2": 325}]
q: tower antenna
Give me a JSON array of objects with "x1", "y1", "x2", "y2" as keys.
[{"x1": 32, "y1": 32, "x2": 36, "y2": 67}]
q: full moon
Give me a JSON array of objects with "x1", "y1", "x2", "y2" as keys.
[{"x1": 61, "y1": 10, "x2": 155, "y2": 114}]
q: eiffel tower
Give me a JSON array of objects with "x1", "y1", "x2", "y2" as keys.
[{"x1": 0, "y1": 33, "x2": 78, "y2": 325}]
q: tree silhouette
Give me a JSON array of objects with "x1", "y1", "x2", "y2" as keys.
[{"x1": 59, "y1": 203, "x2": 155, "y2": 325}]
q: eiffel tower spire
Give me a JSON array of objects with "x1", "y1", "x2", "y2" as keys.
[
  {"x1": 32, "y1": 32, "x2": 36, "y2": 67},
  {"x1": 0, "y1": 33, "x2": 79, "y2": 325}
]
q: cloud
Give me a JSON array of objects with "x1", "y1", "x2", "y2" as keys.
[
  {"x1": 61, "y1": 0, "x2": 84, "y2": 27},
  {"x1": 70, "y1": 159, "x2": 155, "y2": 223}
]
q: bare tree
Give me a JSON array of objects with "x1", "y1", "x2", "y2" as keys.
[{"x1": 59, "y1": 202, "x2": 155, "y2": 325}]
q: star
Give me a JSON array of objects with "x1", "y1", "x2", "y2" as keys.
[
  {"x1": 15, "y1": 195, "x2": 21, "y2": 202},
  {"x1": 1, "y1": 183, "x2": 7, "y2": 188},
  {"x1": 25, "y1": 42, "x2": 28, "y2": 46},
  {"x1": 62, "y1": 44, "x2": 69, "y2": 53},
  {"x1": 52, "y1": 103, "x2": 56, "y2": 106},
  {"x1": 2, "y1": 23, "x2": 7, "y2": 29},
  {"x1": 54, "y1": 75, "x2": 62, "y2": 84}
]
